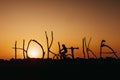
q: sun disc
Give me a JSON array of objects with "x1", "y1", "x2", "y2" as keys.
[{"x1": 28, "y1": 48, "x2": 39, "y2": 58}]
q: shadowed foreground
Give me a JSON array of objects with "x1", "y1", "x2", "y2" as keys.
[{"x1": 0, "y1": 58, "x2": 120, "y2": 79}]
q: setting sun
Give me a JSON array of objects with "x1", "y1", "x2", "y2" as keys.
[
  {"x1": 0, "y1": 0, "x2": 120, "y2": 78},
  {"x1": 28, "y1": 48, "x2": 39, "y2": 58},
  {"x1": 0, "y1": 0, "x2": 120, "y2": 60},
  {"x1": 27, "y1": 42, "x2": 43, "y2": 58}
]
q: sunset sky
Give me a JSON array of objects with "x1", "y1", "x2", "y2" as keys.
[{"x1": 0, "y1": 0, "x2": 120, "y2": 60}]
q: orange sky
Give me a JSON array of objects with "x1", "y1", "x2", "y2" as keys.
[{"x1": 0, "y1": 0, "x2": 120, "y2": 60}]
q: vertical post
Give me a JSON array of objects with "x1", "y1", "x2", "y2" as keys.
[
  {"x1": 87, "y1": 38, "x2": 92, "y2": 59},
  {"x1": 100, "y1": 40, "x2": 105, "y2": 58},
  {"x1": 87, "y1": 48, "x2": 90, "y2": 59},
  {"x1": 85, "y1": 38, "x2": 89, "y2": 59},
  {"x1": 58, "y1": 42, "x2": 62, "y2": 59},
  {"x1": 100, "y1": 44, "x2": 102, "y2": 58},
  {"x1": 68, "y1": 47, "x2": 79, "y2": 59},
  {"x1": 23, "y1": 39, "x2": 25, "y2": 59},
  {"x1": 15, "y1": 41, "x2": 17, "y2": 60},
  {"x1": 82, "y1": 38, "x2": 86, "y2": 59},
  {"x1": 71, "y1": 47, "x2": 74, "y2": 59},
  {"x1": 45, "y1": 31, "x2": 49, "y2": 59},
  {"x1": 45, "y1": 31, "x2": 54, "y2": 59}
]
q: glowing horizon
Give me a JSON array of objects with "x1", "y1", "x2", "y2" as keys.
[{"x1": 0, "y1": 0, "x2": 120, "y2": 60}]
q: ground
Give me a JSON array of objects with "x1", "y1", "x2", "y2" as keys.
[{"x1": 0, "y1": 58, "x2": 119, "y2": 79}]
